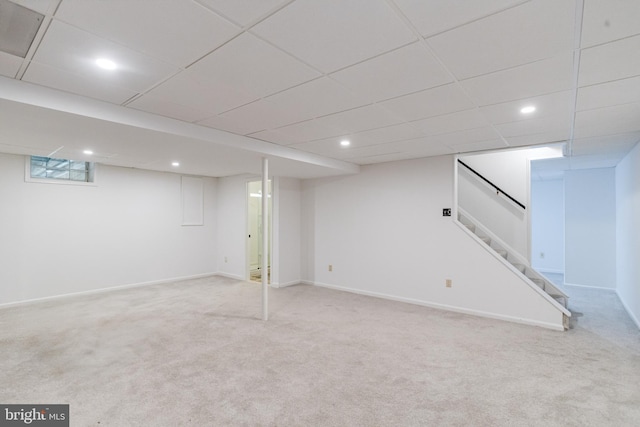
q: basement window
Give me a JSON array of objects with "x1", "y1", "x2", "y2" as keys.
[{"x1": 26, "y1": 156, "x2": 96, "y2": 185}]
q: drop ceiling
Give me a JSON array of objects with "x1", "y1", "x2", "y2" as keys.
[{"x1": 0, "y1": 0, "x2": 639, "y2": 178}]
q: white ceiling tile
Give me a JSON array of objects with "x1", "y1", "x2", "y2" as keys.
[
  {"x1": 55, "y1": 0, "x2": 240, "y2": 66},
  {"x1": 0, "y1": 51, "x2": 22, "y2": 78},
  {"x1": 380, "y1": 83, "x2": 475, "y2": 122},
  {"x1": 461, "y1": 54, "x2": 574, "y2": 106},
  {"x1": 272, "y1": 119, "x2": 345, "y2": 145},
  {"x1": 251, "y1": 0, "x2": 416, "y2": 73},
  {"x1": 579, "y1": 34, "x2": 640, "y2": 87},
  {"x1": 411, "y1": 109, "x2": 489, "y2": 136},
  {"x1": 23, "y1": 62, "x2": 138, "y2": 104},
  {"x1": 577, "y1": 75, "x2": 640, "y2": 112},
  {"x1": 290, "y1": 133, "x2": 375, "y2": 156},
  {"x1": 502, "y1": 130, "x2": 571, "y2": 147},
  {"x1": 428, "y1": 0, "x2": 575, "y2": 79},
  {"x1": 574, "y1": 102, "x2": 640, "y2": 138},
  {"x1": 448, "y1": 139, "x2": 508, "y2": 153},
  {"x1": 265, "y1": 77, "x2": 370, "y2": 120},
  {"x1": 349, "y1": 152, "x2": 417, "y2": 165},
  {"x1": 10, "y1": 0, "x2": 57, "y2": 14},
  {"x1": 142, "y1": 68, "x2": 257, "y2": 116},
  {"x1": 495, "y1": 114, "x2": 572, "y2": 138},
  {"x1": 314, "y1": 105, "x2": 403, "y2": 133},
  {"x1": 248, "y1": 129, "x2": 294, "y2": 145},
  {"x1": 29, "y1": 21, "x2": 179, "y2": 92},
  {"x1": 429, "y1": 127, "x2": 503, "y2": 148},
  {"x1": 571, "y1": 132, "x2": 640, "y2": 156},
  {"x1": 392, "y1": 0, "x2": 527, "y2": 37},
  {"x1": 386, "y1": 137, "x2": 454, "y2": 157},
  {"x1": 196, "y1": 0, "x2": 290, "y2": 27},
  {"x1": 581, "y1": 0, "x2": 640, "y2": 48},
  {"x1": 356, "y1": 123, "x2": 425, "y2": 144},
  {"x1": 330, "y1": 42, "x2": 452, "y2": 102},
  {"x1": 198, "y1": 99, "x2": 309, "y2": 135},
  {"x1": 127, "y1": 94, "x2": 213, "y2": 123},
  {"x1": 190, "y1": 32, "x2": 320, "y2": 99},
  {"x1": 480, "y1": 90, "x2": 574, "y2": 125}
]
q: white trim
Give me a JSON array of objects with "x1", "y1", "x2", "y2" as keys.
[
  {"x1": 563, "y1": 282, "x2": 616, "y2": 291},
  {"x1": 271, "y1": 280, "x2": 300, "y2": 288},
  {"x1": 617, "y1": 290, "x2": 640, "y2": 330},
  {"x1": 309, "y1": 281, "x2": 565, "y2": 331},
  {"x1": 216, "y1": 271, "x2": 245, "y2": 281},
  {"x1": 0, "y1": 272, "x2": 218, "y2": 309}
]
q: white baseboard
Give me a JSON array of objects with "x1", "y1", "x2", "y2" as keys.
[
  {"x1": 0, "y1": 272, "x2": 219, "y2": 309},
  {"x1": 215, "y1": 271, "x2": 246, "y2": 281},
  {"x1": 310, "y1": 281, "x2": 565, "y2": 332},
  {"x1": 563, "y1": 282, "x2": 616, "y2": 291},
  {"x1": 271, "y1": 280, "x2": 301, "y2": 288},
  {"x1": 616, "y1": 290, "x2": 640, "y2": 330}
]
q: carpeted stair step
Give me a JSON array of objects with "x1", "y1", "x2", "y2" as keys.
[
  {"x1": 550, "y1": 294, "x2": 567, "y2": 308},
  {"x1": 495, "y1": 249, "x2": 508, "y2": 259},
  {"x1": 512, "y1": 263, "x2": 526, "y2": 273},
  {"x1": 529, "y1": 278, "x2": 545, "y2": 290},
  {"x1": 479, "y1": 236, "x2": 491, "y2": 245},
  {"x1": 464, "y1": 223, "x2": 476, "y2": 233}
]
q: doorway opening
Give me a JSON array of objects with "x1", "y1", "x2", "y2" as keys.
[{"x1": 247, "y1": 180, "x2": 271, "y2": 284}]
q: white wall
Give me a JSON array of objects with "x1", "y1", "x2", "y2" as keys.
[
  {"x1": 531, "y1": 178, "x2": 565, "y2": 273},
  {"x1": 458, "y1": 151, "x2": 530, "y2": 258},
  {"x1": 273, "y1": 177, "x2": 301, "y2": 287},
  {"x1": 564, "y1": 168, "x2": 616, "y2": 288},
  {"x1": 616, "y1": 142, "x2": 640, "y2": 328},
  {"x1": 216, "y1": 175, "x2": 249, "y2": 280},
  {"x1": 302, "y1": 156, "x2": 566, "y2": 330},
  {"x1": 0, "y1": 153, "x2": 217, "y2": 305}
]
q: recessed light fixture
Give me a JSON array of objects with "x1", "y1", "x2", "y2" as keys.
[
  {"x1": 95, "y1": 58, "x2": 117, "y2": 70},
  {"x1": 171, "y1": 161, "x2": 180, "y2": 167},
  {"x1": 83, "y1": 150, "x2": 93, "y2": 155},
  {"x1": 340, "y1": 139, "x2": 351, "y2": 147},
  {"x1": 520, "y1": 105, "x2": 536, "y2": 114}
]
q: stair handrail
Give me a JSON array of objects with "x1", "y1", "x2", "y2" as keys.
[{"x1": 458, "y1": 159, "x2": 526, "y2": 210}]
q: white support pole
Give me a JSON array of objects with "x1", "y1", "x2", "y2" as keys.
[{"x1": 261, "y1": 157, "x2": 269, "y2": 321}]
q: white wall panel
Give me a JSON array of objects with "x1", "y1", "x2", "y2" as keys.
[
  {"x1": 565, "y1": 168, "x2": 617, "y2": 288},
  {"x1": 616, "y1": 142, "x2": 640, "y2": 327},
  {"x1": 0, "y1": 153, "x2": 217, "y2": 305},
  {"x1": 301, "y1": 156, "x2": 565, "y2": 330}
]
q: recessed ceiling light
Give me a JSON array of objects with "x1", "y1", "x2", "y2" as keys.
[
  {"x1": 340, "y1": 139, "x2": 351, "y2": 147},
  {"x1": 83, "y1": 150, "x2": 93, "y2": 155},
  {"x1": 520, "y1": 105, "x2": 536, "y2": 114},
  {"x1": 95, "y1": 58, "x2": 117, "y2": 70},
  {"x1": 171, "y1": 161, "x2": 180, "y2": 167}
]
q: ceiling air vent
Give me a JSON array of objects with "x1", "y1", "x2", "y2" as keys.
[{"x1": 0, "y1": 0, "x2": 44, "y2": 58}]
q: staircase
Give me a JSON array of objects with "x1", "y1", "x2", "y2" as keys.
[{"x1": 457, "y1": 209, "x2": 571, "y2": 329}]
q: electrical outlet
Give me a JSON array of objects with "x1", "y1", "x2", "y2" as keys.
[
  {"x1": 328, "y1": 265, "x2": 333, "y2": 272},
  {"x1": 224, "y1": 257, "x2": 228, "y2": 263},
  {"x1": 446, "y1": 279, "x2": 452, "y2": 287},
  {"x1": 540, "y1": 252, "x2": 545, "y2": 259}
]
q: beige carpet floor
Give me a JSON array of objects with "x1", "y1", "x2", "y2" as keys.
[{"x1": 1, "y1": 276, "x2": 639, "y2": 426}]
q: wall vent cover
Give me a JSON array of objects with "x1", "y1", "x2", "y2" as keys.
[{"x1": 0, "y1": 0, "x2": 44, "y2": 58}]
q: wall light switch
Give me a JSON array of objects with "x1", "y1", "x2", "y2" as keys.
[
  {"x1": 328, "y1": 265, "x2": 333, "y2": 272},
  {"x1": 443, "y1": 208, "x2": 452, "y2": 217},
  {"x1": 446, "y1": 279, "x2": 452, "y2": 287}
]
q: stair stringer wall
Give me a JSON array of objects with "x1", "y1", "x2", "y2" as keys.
[{"x1": 445, "y1": 221, "x2": 567, "y2": 331}]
